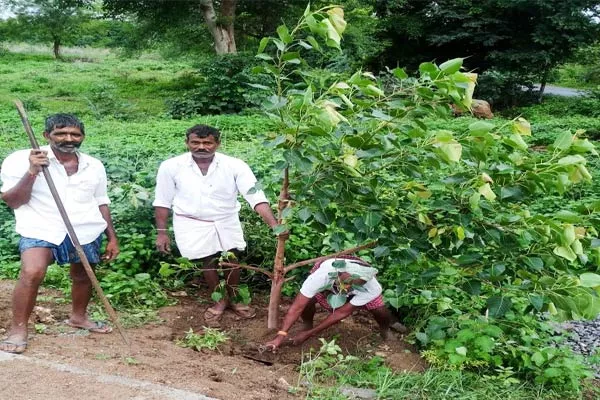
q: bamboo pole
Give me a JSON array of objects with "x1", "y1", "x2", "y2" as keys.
[{"x1": 14, "y1": 100, "x2": 129, "y2": 345}]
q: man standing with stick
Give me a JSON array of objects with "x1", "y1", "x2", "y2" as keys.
[{"x1": 0, "y1": 113, "x2": 119, "y2": 354}]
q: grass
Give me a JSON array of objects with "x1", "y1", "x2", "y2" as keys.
[{"x1": 296, "y1": 339, "x2": 590, "y2": 400}]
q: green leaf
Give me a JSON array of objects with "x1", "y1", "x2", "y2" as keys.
[
  {"x1": 439, "y1": 58, "x2": 463, "y2": 75},
  {"x1": 419, "y1": 62, "x2": 439, "y2": 77},
  {"x1": 455, "y1": 346, "x2": 467, "y2": 356},
  {"x1": 257, "y1": 37, "x2": 269, "y2": 54},
  {"x1": 392, "y1": 67, "x2": 408, "y2": 80},
  {"x1": 511, "y1": 117, "x2": 531, "y2": 136},
  {"x1": 273, "y1": 224, "x2": 288, "y2": 235},
  {"x1": 478, "y1": 183, "x2": 497, "y2": 201},
  {"x1": 487, "y1": 295, "x2": 512, "y2": 318},
  {"x1": 553, "y1": 132, "x2": 573, "y2": 150},
  {"x1": 438, "y1": 142, "x2": 462, "y2": 163},
  {"x1": 554, "y1": 210, "x2": 583, "y2": 223},
  {"x1": 327, "y1": 7, "x2": 347, "y2": 35},
  {"x1": 557, "y1": 155, "x2": 586, "y2": 166},
  {"x1": 276, "y1": 25, "x2": 292, "y2": 44},
  {"x1": 327, "y1": 293, "x2": 347, "y2": 309},
  {"x1": 531, "y1": 352, "x2": 545, "y2": 366},
  {"x1": 364, "y1": 211, "x2": 383, "y2": 228},
  {"x1": 580, "y1": 273, "x2": 600, "y2": 288},
  {"x1": 211, "y1": 291, "x2": 223, "y2": 302},
  {"x1": 282, "y1": 51, "x2": 301, "y2": 64},
  {"x1": 297, "y1": 208, "x2": 312, "y2": 222},
  {"x1": 332, "y1": 260, "x2": 347, "y2": 269},
  {"x1": 469, "y1": 121, "x2": 495, "y2": 135},
  {"x1": 255, "y1": 53, "x2": 273, "y2": 61},
  {"x1": 415, "y1": 332, "x2": 429, "y2": 345},
  {"x1": 529, "y1": 295, "x2": 544, "y2": 311},
  {"x1": 504, "y1": 134, "x2": 528, "y2": 151},
  {"x1": 553, "y1": 246, "x2": 577, "y2": 262},
  {"x1": 306, "y1": 35, "x2": 321, "y2": 50},
  {"x1": 462, "y1": 280, "x2": 481, "y2": 295}
]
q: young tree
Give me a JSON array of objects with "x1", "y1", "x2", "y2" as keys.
[
  {"x1": 6, "y1": 0, "x2": 92, "y2": 59},
  {"x1": 223, "y1": 6, "x2": 598, "y2": 388}
]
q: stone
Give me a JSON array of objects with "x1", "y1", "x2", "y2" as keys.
[{"x1": 340, "y1": 386, "x2": 377, "y2": 399}]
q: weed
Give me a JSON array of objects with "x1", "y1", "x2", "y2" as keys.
[{"x1": 176, "y1": 327, "x2": 229, "y2": 352}]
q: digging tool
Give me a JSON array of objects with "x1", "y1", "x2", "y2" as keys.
[{"x1": 14, "y1": 100, "x2": 130, "y2": 345}]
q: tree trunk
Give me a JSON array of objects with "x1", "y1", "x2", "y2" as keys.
[
  {"x1": 538, "y1": 67, "x2": 550, "y2": 103},
  {"x1": 53, "y1": 38, "x2": 61, "y2": 59},
  {"x1": 267, "y1": 167, "x2": 289, "y2": 329},
  {"x1": 199, "y1": 0, "x2": 237, "y2": 54}
]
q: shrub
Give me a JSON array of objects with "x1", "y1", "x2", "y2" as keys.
[{"x1": 167, "y1": 53, "x2": 266, "y2": 118}]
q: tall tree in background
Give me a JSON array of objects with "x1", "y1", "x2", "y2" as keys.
[
  {"x1": 373, "y1": 0, "x2": 600, "y2": 96},
  {"x1": 7, "y1": 0, "x2": 92, "y2": 59},
  {"x1": 102, "y1": 0, "x2": 312, "y2": 55}
]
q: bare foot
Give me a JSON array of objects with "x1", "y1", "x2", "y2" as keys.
[{"x1": 0, "y1": 332, "x2": 28, "y2": 354}]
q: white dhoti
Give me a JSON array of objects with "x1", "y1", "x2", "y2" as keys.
[{"x1": 173, "y1": 213, "x2": 246, "y2": 260}]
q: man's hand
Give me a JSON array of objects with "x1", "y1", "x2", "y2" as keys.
[
  {"x1": 290, "y1": 330, "x2": 312, "y2": 346},
  {"x1": 102, "y1": 239, "x2": 120, "y2": 262},
  {"x1": 156, "y1": 232, "x2": 171, "y2": 254},
  {"x1": 28, "y1": 149, "x2": 49, "y2": 175},
  {"x1": 264, "y1": 335, "x2": 287, "y2": 352}
]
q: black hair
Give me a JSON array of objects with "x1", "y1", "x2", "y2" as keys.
[
  {"x1": 44, "y1": 114, "x2": 85, "y2": 135},
  {"x1": 186, "y1": 124, "x2": 221, "y2": 141}
]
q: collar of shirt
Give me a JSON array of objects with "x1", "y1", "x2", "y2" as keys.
[
  {"x1": 43, "y1": 145, "x2": 90, "y2": 172},
  {"x1": 185, "y1": 151, "x2": 222, "y2": 176}
]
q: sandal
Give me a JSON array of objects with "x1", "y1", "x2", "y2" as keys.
[
  {"x1": 64, "y1": 320, "x2": 113, "y2": 334},
  {"x1": 204, "y1": 306, "x2": 225, "y2": 327},
  {"x1": 229, "y1": 304, "x2": 256, "y2": 319},
  {"x1": 0, "y1": 339, "x2": 28, "y2": 354}
]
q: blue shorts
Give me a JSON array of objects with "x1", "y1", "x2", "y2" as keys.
[{"x1": 19, "y1": 235, "x2": 103, "y2": 265}]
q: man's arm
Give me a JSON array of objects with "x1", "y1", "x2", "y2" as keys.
[
  {"x1": 265, "y1": 293, "x2": 312, "y2": 349},
  {"x1": 154, "y1": 206, "x2": 171, "y2": 253},
  {"x1": 254, "y1": 202, "x2": 278, "y2": 228},
  {"x1": 99, "y1": 204, "x2": 119, "y2": 262},
  {"x1": 290, "y1": 302, "x2": 356, "y2": 345},
  {"x1": 1, "y1": 150, "x2": 48, "y2": 209}
]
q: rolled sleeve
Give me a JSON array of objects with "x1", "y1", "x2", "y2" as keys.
[
  {"x1": 235, "y1": 161, "x2": 268, "y2": 209},
  {"x1": 349, "y1": 279, "x2": 382, "y2": 306},
  {"x1": 153, "y1": 161, "x2": 176, "y2": 208},
  {"x1": 299, "y1": 268, "x2": 330, "y2": 299}
]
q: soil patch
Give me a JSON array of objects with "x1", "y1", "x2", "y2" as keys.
[{"x1": 0, "y1": 280, "x2": 426, "y2": 399}]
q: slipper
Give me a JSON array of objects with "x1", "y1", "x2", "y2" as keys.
[
  {"x1": 204, "y1": 307, "x2": 224, "y2": 327},
  {"x1": 229, "y1": 304, "x2": 256, "y2": 319},
  {"x1": 64, "y1": 320, "x2": 113, "y2": 334},
  {"x1": 0, "y1": 340, "x2": 27, "y2": 354}
]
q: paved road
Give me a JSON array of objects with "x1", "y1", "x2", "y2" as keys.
[
  {"x1": 533, "y1": 84, "x2": 588, "y2": 97},
  {"x1": 0, "y1": 351, "x2": 217, "y2": 400}
]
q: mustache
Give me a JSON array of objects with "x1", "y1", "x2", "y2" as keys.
[{"x1": 58, "y1": 142, "x2": 81, "y2": 147}]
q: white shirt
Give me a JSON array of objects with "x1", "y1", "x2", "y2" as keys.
[
  {"x1": 0, "y1": 146, "x2": 110, "y2": 245},
  {"x1": 152, "y1": 152, "x2": 269, "y2": 259},
  {"x1": 300, "y1": 258, "x2": 383, "y2": 307}
]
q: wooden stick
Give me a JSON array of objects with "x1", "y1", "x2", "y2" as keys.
[
  {"x1": 14, "y1": 100, "x2": 129, "y2": 345},
  {"x1": 284, "y1": 241, "x2": 377, "y2": 273}
]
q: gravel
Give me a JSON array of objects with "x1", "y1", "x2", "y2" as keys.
[{"x1": 557, "y1": 318, "x2": 600, "y2": 377}]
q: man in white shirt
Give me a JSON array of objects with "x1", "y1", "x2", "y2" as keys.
[
  {"x1": 0, "y1": 114, "x2": 119, "y2": 354},
  {"x1": 265, "y1": 256, "x2": 392, "y2": 351},
  {"x1": 153, "y1": 124, "x2": 279, "y2": 325}
]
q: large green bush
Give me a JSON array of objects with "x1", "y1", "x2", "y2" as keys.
[{"x1": 167, "y1": 53, "x2": 266, "y2": 117}]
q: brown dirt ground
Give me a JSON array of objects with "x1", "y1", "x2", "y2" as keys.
[{"x1": 0, "y1": 280, "x2": 426, "y2": 400}]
